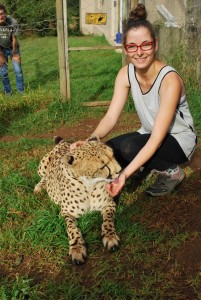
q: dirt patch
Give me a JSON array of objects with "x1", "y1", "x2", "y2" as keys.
[
  {"x1": 138, "y1": 170, "x2": 201, "y2": 275},
  {"x1": 0, "y1": 115, "x2": 200, "y2": 170},
  {"x1": 0, "y1": 114, "x2": 141, "y2": 142}
]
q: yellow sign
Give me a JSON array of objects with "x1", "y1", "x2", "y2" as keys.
[{"x1": 86, "y1": 13, "x2": 107, "y2": 25}]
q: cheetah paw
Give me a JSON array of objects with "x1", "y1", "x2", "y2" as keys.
[
  {"x1": 102, "y1": 234, "x2": 120, "y2": 252},
  {"x1": 69, "y1": 245, "x2": 87, "y2": 265}
]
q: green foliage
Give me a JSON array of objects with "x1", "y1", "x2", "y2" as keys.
[
  {"x1": 163, "y1": 43, "x2": 201, "y2": 133},
  {"x1": 3, "y1": 0, "x2": 56, "y2": 36},
  {"x1": 3, "y1": 0, "x2": 80, "y2": 36},
  {"x1": 187, "y1": 88, "x2": 201, "y2": 132},
  {"x1": 0, "y1": 276, "x2": 39, "y2": 300},
  {"x1": 67, "y1": 0, "x2": 80, "y2": 35}
]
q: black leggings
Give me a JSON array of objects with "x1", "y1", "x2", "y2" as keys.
[{"x1": 106, "y1": 132, "x2": 188, "y2": 171}]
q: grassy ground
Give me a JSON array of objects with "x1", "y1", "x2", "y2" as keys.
[{"x1": 0, "y1": 36, "x2": 200, "y2": 299}]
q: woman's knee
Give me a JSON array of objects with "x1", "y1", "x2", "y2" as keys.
[
  {"x1": 120, "y1": 140, "x2": 139, "y2": 161},
  {"x1": 120, "y1": 133, "x2": 149, "y2": 161}
]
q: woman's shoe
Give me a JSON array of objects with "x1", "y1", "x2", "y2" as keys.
[{"x1": 145, "y1": 166, "x2": 185, "y2": 197}]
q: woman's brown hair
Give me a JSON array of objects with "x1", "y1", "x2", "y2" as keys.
[{"x1": 122, "y1": 4, "x2": 156, "y2": 46}]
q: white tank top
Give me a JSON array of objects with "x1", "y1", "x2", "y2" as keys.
[{"x1": 128, "y1": 63, "x2": 197, "y2": 160}]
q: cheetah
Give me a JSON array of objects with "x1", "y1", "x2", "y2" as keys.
[{"x1": 34, "y1": 136, "x2": 121, "y2": 265}]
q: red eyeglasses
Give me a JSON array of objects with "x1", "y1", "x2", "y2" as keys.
[{"x1": 124, "y1": 41, "x2": 155, "y2": 53}]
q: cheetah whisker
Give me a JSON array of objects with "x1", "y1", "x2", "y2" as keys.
[{"x1": 80, "y1": 176, "x2": 115, "y2": 186}]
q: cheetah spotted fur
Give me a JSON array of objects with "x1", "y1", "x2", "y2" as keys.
[{"x1": 34, "y1": 136, "x2": 121, "y2": 265}]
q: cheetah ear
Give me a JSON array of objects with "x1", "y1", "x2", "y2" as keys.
[
  {"x1": 54, "y1": 136, "x2": 64, "y2": 145},
  {"x1": 87, "y1": 134, "x2": 100, "y2": 142}
]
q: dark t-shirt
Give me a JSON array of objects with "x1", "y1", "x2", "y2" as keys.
[{"x1": 0, "y1": 16, "x2": 19, "y2": 49}]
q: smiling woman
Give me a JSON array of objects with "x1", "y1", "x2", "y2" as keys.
[{"x1": 71, "y1": 3, "x2": 197, "y2": 198}]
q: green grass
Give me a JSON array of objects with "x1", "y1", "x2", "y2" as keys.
[
  {"x1": 0, "y1": 35, "x2": 122, "y2": 137},
  {"x1": 0, "y1": 36, "x2": 200, "y2": 299},
  {"x1": 0, "y1": 137, "x2": 200, "y2": 299}
]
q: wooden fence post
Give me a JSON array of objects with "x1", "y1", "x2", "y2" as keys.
[
  {"x1": 63, "y1": 0, "x2": 70, "y2": 99},
  {"x1": 56, "y1": 0, "x2": 70, "y2": 101}
]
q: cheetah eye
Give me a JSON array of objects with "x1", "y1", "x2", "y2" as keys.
[
  {"x1": 100, "y1": 163, "x2": 107, "y2": 170},
  {"x1": 68, "y1": 156, "x2": 74, "y2": 165}
]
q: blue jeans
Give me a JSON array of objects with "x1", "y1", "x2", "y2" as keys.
[{"x1": 0, "y1": 48, "x2": 24, "y2": 95}]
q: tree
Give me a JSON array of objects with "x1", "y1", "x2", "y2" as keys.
[{"x1": 2, "y1": 0, "x2": 80, "y2": 37}]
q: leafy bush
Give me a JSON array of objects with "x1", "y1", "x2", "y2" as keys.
[{"x1": 3, "y1": 0, "x2": 80, "y2": 36}]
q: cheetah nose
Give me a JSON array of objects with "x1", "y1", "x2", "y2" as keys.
[{"x1": 108, "y1": 173, "x2": 119, "y2": 180}]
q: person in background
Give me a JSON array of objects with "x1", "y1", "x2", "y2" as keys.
[
  {"x1": 71, "y1": 4, "x2": 197, "y2": 197},
  {"x1": 0, "y1": 3, "x2": 24, "y2": 95}
]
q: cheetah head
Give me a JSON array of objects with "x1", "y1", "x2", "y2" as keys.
[{"x1": 61, "y1": 136, "x2": 121, "y2": 180}]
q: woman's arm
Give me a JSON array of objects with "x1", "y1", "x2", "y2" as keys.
[
  {"x1": 91, "y1": 65, "x2": 130, "y2": 138},
  {"x1": 107, "y1": 71, "x2": 183, "y2": 196}
]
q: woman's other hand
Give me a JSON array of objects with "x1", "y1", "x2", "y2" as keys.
[
  {"x1": 106, "y1": 173, "x2": 126, "y2": 197},
  {"x1": 70, "y1": 140, "x2": 86, "y2": 150}
]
